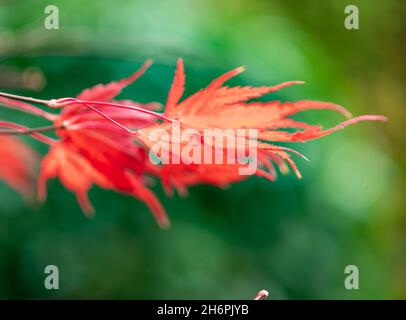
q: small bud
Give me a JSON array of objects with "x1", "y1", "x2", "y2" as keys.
[{"x1": 254, "y1": 289, "x2": 269, "y2": 300}]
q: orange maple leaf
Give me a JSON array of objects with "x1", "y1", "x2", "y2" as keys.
[{"x1": 139, "y1": 59, "x2": 387, "y2": 195}]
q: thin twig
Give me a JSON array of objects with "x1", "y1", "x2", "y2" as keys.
[
  {"x1": 0, "y1": 91, "x2": 50, "y2": 105},
  {"x1": 0, "y1": 124, "x2": 62, "y2": 135}
]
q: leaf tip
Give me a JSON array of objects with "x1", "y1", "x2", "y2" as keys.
[{"x1": 236, "y1": 66, "x2": 245, "y2": 74}]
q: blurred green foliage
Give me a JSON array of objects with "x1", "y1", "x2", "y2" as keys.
[{"x1": 0, "y1": 0, "x2": 404, "y2": 299}]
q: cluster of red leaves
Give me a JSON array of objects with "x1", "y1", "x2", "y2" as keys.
[{"x1": 0, "y1": 59, "x2": 386, "y2": 227}]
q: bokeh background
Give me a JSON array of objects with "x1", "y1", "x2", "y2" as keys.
[{"x1": 0, "y1": 0, "x2": 405, "y2": 299}]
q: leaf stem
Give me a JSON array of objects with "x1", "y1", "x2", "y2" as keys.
[
  {"x1": 0, "y1": 91, "x2": 50, "y2": 105},
  {"x1": 0, "y1": 121, "x2": 58, "y2": 145},
  {"x1": 55, "y1": 98, "x2": 174, "y2": 123}
]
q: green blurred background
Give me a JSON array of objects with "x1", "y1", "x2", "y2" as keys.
[{"x1": 0, "y1": 0, "x2": 405, "y2": 299}]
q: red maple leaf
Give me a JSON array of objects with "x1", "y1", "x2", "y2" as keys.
[
  {"x1": 37, "y1": 61, "x2": 169, "y2": 227},
  {"x1": 138, "y1": 59, "x2": 387, "y2": 195},
  {"x1": 0, "y1": 135, "x2": 39, "y2": 198}
]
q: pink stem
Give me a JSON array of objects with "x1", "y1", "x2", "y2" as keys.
[
  {"x1": 0, "y1": 95, "x2": 57, "y2": 121},
  {"x1": 0, "y1": 91, "x2": 174, "y2": 123},
  {"x1": 0, "y1": 91, "x2": 50, "y2": 105},
  {"x1": 0, "y1": 121, "x2": 57, "y2": 145},
  {"x1": 54, "y1": 98, "x2": 174, "y2": 123},
  {"x1": 76, "y1": 102, "x2": 137, "y2": 134}
]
